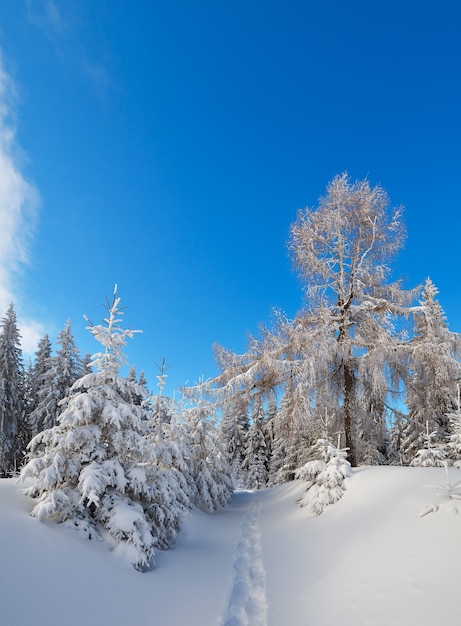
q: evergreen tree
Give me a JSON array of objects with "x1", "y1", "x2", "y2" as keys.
[
  {"x1": 296, "y1": 436, "x2": 351, "y2": 515},
  {"x1": 403, "y1": 279, "x2": 461, "y2": 461},
  {"x1": 410, "y1": 421, "x2": 446, "y2": 467},
  {"x1": 31, "y1": 320, "x2": 84, "y2": 434},
  {"x1": 184, "y1": 393, "x2": 233, "y2": 511},
  {"x1": 25, "y1": 334, "x2": 53, "y2": 437},
  {"x1": 387, "y1": 411, "x2": 406, "y2": 465},
  {"x1": 20, "y1": 288, "x2": 182, "y2": 570},
  {"x1": 219, "y1": 394, "x2": 249, "y2": 486},
  {"x1": 146, "y1": 398, "x2": 195, "y2": 545},
  {"x1": 150, "y1": 359, "x2": 173, "y2": 425},
  {"x1": 53, "y1": 319, "x2": 84, "y2": 398},
  {"x1": 445, "y1": 385, "x2": 461, "y2": 467},
  {"x1": 242, "y1": 395, "x2": 269, "y2": 490},
  {"x1": 268, "y1": 376, "x2": 313, "y2": 485},
  {"x1": 0, "y1": 304, "x2": 25, "y2": 476}
]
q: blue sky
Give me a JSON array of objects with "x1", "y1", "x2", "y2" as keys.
[{"x1": 0, "y1": 1, "x2": 459, "y2": 393}]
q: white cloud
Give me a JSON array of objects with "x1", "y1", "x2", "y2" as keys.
[
  {"x1": 0, "y1": 51, "x2": 42, "y2": 355},
  {"x1": 25, "y1": 0, "x2": 67, "y2": 38},
  {"x1": 26, "y1": 1, "x2": 112, "y2": 100}
]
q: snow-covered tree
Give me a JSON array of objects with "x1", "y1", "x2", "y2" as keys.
[
  {"x1": 145, "y1": 400, "x2": 195, "y2": 545},
  {"x1": 444, "y1": 385, "x2": 461, "y2": 467},
  {"x1": 447, "y1": 413, "x2": 461, "y2": 468},
  {"x1": 0, "y1": 304, "x2": 25, "y2": 476},
  {"x1": 242, "y1": 395, "x2": 269, "y2": 490},
  {"x1": 268, "y1": 377, "x2": 311, "y2": 485},
  {"x1": 410, "y1": 421, "x2": 446, "y2": 467},
  {"x1": 205, "y1": 175, "x2": 416, "y2": 469},
  {"x1": 25, "y1": 334, "x2": 54, "y2": 438},
  {"x1": 53, "y1": 319, "x2": 84, "y2": 400},
  {"x1": 28, "y1": 321, "x2": 85, "y2": 436},
  {"x1": 150, "y1": 359, "x2": 173, "y2": 426},
  {"x1": 296, "y1": 436, "x2": 351, "y2": 515},
  {"x1": 184, "y1": 393, "x2": 233, "y2": 511},
  {"x1": 20, "y1": 287, "x2": 179, "y2": 570},
  {"x1": 403, "y1": 279, "x2": 461, "y2": 461},
  {"x1": 288, "y1": 173, "x2": 415, "y2": 465},
  {"x1": 219, "y1": 394, "x2": 249, "y2": 486},
  {"x1": 387, "y1": 411, "x2": 406, "y2": 465}
]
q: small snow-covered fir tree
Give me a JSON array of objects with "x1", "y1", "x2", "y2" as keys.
[
  {"x1": 20, "y1": 287, "x2": 168, "y2": 571},
  {"x1": 296, "y1": 434, "x2": 351, "y2": 515},
  {"x1": 410, "y1": 420, "x2": 446, "y2": 467}
]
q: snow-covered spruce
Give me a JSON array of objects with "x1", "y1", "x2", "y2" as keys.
[
  {"x1": 295, "y1": 437, "x2": 351, "y2": 515},
  {"x1": 26, "y1": 321, "x2": 84, "y2": 438},
  {"x1": 446, "y1": 385, "x2": 461, "y2": 467},
  {"x1": 0, "y1": 304, "x2": 26, "y2": 477},
  {"x1": 219, "y1": 394, "x2": 249, "y2": 488},
  {"x1": 410, "y1": 421, "x2": 446, "y2": 467},
  {"x1": 20, "y1": 287, "x2": 188, "y2": 571},
  {"x1": 402, "y1": 279, "x2": 461, "y2": 464},
  {"x1": 242, "y1": 395, "x2": 269, "y2": 490},
  {"x1": 184, "y1": 392, "x2": 233, "y2": 512}
]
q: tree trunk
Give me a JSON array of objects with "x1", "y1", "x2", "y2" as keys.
[{"x1": 343, "y1": 360, "x2": 356, "y2": 467}]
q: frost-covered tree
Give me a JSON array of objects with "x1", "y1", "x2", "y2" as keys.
[
  {"x1": 444, "y1": 385, "x2": 461, "y2": 467},
  {"x1": 410, "y1": 421, "x2": 446, "y2": 467},
  {"x1": 268, "y1": 377, "x2": 312, "y2": 485},
  {"x1": 53, "y1": 319, "x2": 84, "y2": 399},
  {"x1": 288, "y1": 173, "x2": 414, "y2": 465},
  {"x1": 242, "y1": 395, "x2": 269, "y2": 490},
  {"x1": 219, "y1": 394, "x2": 249, "y2": 486},
  {"x1": 145, "y1": 400, "x2": 195, "y2": 544},
  {"x1": 295, "y1": 436, "x2": 351, "y2": 515},
  {"x1": 387, "y1": 411, "x2": 406, "y2": 465},
  {"x1": 29, "y1": 321, "x2": 85, "y2": 436},
  {"x1": 184, "y1": 393, "x2": 233, "y2": 511},
  {"x1": 25, "y1": 334, "x2": 53, "y2": 438},
  {"x1": 0, "y1": 304, "x2": 25, "y2": 476},
  {"x1": 150, "y1": 359, "x2": 173, "y2": 426},
  {"x1": 20, "y1": 287, "x2": 177, "y2": 570},
  {"x1": 403, "y1": 279, "x2": 461, "y2": 461},
  {"x1": 447, "y1": 412, "x2": 461, "y2": 467},
  {"x1": 206, "y1": 175, "x2": 415, "y2": 469}
]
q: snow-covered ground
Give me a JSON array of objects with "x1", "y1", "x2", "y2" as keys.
[{"x1": 2, "y1": 466, "x2": 461, "y2": 626}]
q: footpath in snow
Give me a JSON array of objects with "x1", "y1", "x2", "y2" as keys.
[
  {"x1": 221, "y1": 494, "x2": 267, "y2": 626},
  {"x1": 2, "y1": 467, "x2": 461, "y2": 625}
]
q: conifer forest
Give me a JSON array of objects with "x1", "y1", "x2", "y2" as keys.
[{"x1": 2, "y1": 174, "x2": 461, "y2": 570}]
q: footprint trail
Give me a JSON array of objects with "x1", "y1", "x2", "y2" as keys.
[{"x1": 221, "y1": 495, "x2": 267, "y2": 626}]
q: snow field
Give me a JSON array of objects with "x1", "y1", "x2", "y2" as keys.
[{"x1": 2, "y1": 466, "x2": 461, "y2": 625}]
